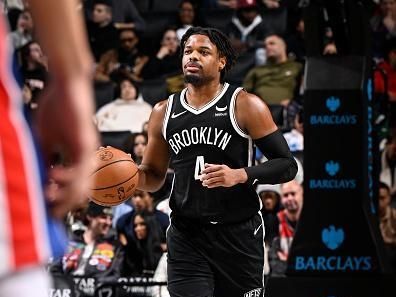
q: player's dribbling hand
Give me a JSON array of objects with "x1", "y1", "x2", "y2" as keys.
[{"x1": 200, "y1": 163, "x2": 248, "y2": 188}]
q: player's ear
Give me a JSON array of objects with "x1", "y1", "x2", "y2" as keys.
[{"x1": 218, "y1": 56, "x2": 226, "y2": 71}]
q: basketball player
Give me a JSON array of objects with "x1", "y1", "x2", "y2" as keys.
[
  {"x1": 0, "y1": 0, "x2": 97, "y2": 296},
  {"x1": 137, "y1": 27, "x2": 297, "y2": 297}
]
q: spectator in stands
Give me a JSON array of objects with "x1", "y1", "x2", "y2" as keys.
[
  {"x1": 94, "y1": 28, "x2": 148, "y2": 82},
  {"x1": 381, "y1": 128, "x2": 396, "y2": 194},
  {"x1": 256, "y1": 184, "x2": 281, "y2": 244},
  {"x1": 141, "y1": 28, "x2": 182, "y2": 80},
  {"x1": 224, "y1": 0, "x2": 268, "y2": 54},
  {"x1": 84, "y1": 0, "x2": 146, "y2": 32},
  {"x1": 49, "y1": 203, "x2": 124, "y2": 280},
  {"x1": 86, "y1": 0, "x2": 118, "y2": 61},
  {"x1": 243, "y1": 34, "x2": 302, "y2": 106},
  {"x1": 121, "y1": 212, "x2": 165, "y2": 277},
  {"x1": 9, "y1": 9, "x2": 34, "y2": 49},
  {"x1": 374, "y1": 38, "x2": 396, "y2": 106},
  {"x1": 175, "y1": 0, "x2": 199, "y2": 41},
  {"x1": 371, "y1": 0, "x2": 396, "y2": 60},
  {"x1": 117, "y1": 190, "x2": 169, "y2": 247},
  {"x1": 6, "y1": 1, "x2": 32, "y2": 34},
  {"x1": 95, "y1": 77, "x2": 152, "y2": 133},
  {"x1": 19, "y1": 41, "x2": 48, "y2": 105},
  {"x1": 125, "y1": 132, "x2": 148, "y2": 165},
  {"x1": 378, "y1": 181, "x2": 396, "y2": 272},
  {"x1": 283, "y1": 108, "x2": 304, "y2": 153},
  {"x1": 268, "y1": 179, "x2": 303, "y2": 276}
]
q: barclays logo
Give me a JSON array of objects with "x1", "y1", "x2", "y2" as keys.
[
  {"x1": 325, "y1": 161, "x2": 340, "y2": 177},
  {"x1": 309, "y1": 96, "x2": 357, "y2": 126},
  {"x1": 294, "y1": 255, "x2": 372, "y2": 272},
  {"x1": 309, "y1": 161, "x2": 357, "y2": 190},
  {"x1": 322, "y1": 225, "x2": 344, "y2": 250},
  {"x1": 294, "y1": 226, "x2": 372, "y2": 272},
  {"x1": 326, "y1": 96, "x2": 341, "y2": 112}
]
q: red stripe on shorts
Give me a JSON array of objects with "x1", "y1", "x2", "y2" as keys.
[{"x1": 0, "y1": 18, "x2": 40, "y2": 269}]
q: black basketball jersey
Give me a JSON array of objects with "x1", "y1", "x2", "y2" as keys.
[{"x1": 163, "y1": 83, "x2": 261, "y2": 224}]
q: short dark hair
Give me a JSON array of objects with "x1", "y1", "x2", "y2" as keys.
[
  {"x1": 94, "y1": 0, "x2": 112, "y2": 8},
  {"x1": 180, "y1": 27, "x2": 237, "y2": 83},
  {"x1": 115, "y1": 77, "x2": 139, "y2": 99}
]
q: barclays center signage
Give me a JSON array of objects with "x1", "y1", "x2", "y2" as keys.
[
  {"x1": 309, "y1": 161, "x2": 357, "y2": 190},
  {"x1": 294, "y1": 225, "x2": 373, "y2": 272},
  {"x1": 309, "y1": 96, "x2": 358, "y2": 125}
]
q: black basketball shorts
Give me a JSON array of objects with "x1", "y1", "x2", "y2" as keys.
[{"x1": 167, "y1": 212, "x2": 265, "y2": 297}]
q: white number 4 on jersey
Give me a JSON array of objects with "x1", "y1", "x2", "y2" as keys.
[{"x1": 194, "y1": 156, "x2": 205, "y2": 180}]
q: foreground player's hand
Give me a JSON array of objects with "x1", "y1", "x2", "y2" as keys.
[
  {"x1": 200, "y1": 163, "x2": 247, "y2": 188},
  {"x1": 36, "y1": 78, "x2": 99, "y2": 219}
]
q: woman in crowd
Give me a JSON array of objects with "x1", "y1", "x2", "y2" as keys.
[{"x1": 121, "y1": 212, "x2": 165, "y2": 277}]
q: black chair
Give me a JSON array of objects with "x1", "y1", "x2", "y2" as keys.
[
  {"x1": 133, "y1": 0, "x2": 151, "y2": 13},
  {"x1": 140, "y1": 11, "x2": 175, "y2": 41},
  {"x1": 225, "y1": 50, "x2": 256, "y2": 85},
  {"x1": 140, "y1": 77, "x2": 168, "y2": 106},
  {"x1": 100, "y1": 131, "x2": 133, "y2": 151},
  {"x1": 201, "y1": 8, "x2": 234, "y2": 33},
  {"x1": 152, "y1": 0, "x2": 181, "y2": 12},
  {"x1": 94, "y1": 81, "x2": 115, "y2": 111},
  {"x1": 268, "y1": 104, "x2": 286, "y2": 128}
]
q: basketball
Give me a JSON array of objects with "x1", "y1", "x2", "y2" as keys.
[{"x1": 88, "y1": 147, "x2": 139, "y2": 206}]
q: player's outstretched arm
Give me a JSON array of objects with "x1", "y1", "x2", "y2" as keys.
[
  {"x1": 30, "y1": 0, "x2": 99, "y2": 218},
  {"x1": 138, "y1": 101, "x2": 171, "y2": 192},
  {"x1": 201, "y1": 91, "x2": 297, "y2": 188}
]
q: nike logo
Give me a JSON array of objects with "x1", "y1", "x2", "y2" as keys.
[
  {"x1": 171, "y1": 110, "x2": 187, "y2": 119},
  {"x1": 215, "y1": 105, "x2": 227, "y2": 112},
  {"x1": 254, "y1": 224, "x2": 262, "y2": 236}
]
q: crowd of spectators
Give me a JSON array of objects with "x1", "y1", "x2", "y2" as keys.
[{"x1": 4, "y1": 0, "x2": 396, "y2": 295}]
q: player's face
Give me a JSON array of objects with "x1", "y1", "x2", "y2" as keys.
[
  {"x1": 134, "y1": 215, "x2": 148, "y2": 240},
  {"x1": 182, "y1": 34, "x2": 226, "y2": 85}
]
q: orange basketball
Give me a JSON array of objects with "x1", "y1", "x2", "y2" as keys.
[{"x1": 88, "y1": 147, "x2": 139, "y2": 206}]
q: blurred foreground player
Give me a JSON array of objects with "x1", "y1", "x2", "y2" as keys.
[
  {"x1": 0, "y1": 0, "x2": 97, "y2": 296},
  {"x1": 137, "y1": 27, "x2": 297, "y2": 297}
]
